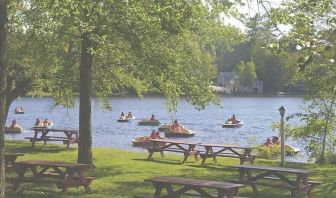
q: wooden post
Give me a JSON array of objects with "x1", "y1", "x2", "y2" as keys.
[{"x1": 279, "y1": 106, "x2": 286, "y2": 167}]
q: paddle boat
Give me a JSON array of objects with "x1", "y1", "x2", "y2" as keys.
[
  {"x1": 117, "y1": 117, "x2": 135, "y2": 122},
  {"x1": 158, "y1": 124, "x2": 171, "y2": 131},
  {"x1": 131, "y1": 136, "x2": 166, "y2": 147},
  {"x1": 222, "y1": 120, "x2": 244, "y2": 128},
  {"x1": 286, "y1": 145, "x2": 300, "y2": 156},
  {"x1": 138, "y1": 119, "x2": 160, "y2": 126},
  {"x1": 5, "y1": 126, "x2": 22, "y2": 133},
  {"x1": 159, "y1": 122, "x2": 186, "y2": 132},
  {"x1": 164, "y1": 128, "x2": 195, "y2": 137},
  {"x1": 14, "y1": 108, "x2": 26, "y2": 114}
]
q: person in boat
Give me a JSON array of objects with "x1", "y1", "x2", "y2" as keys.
[
  {"x1": 14, "y1": 107, "x2": 19, "y2": 112},
  {"x1": 264, "y1": 138, "x2": 273, "y2": 146},
  {"x1": 35, "y1": 118, "x2": 42, "y2": 127},
  {"x1": 150, "y1": 130, "x2": 157, "y2": 139},
  {"x1": 150, "y1": 114, "x2": 155, "y2": 121},
  {"x1": 127, "y1": 112, "x2": 133, "y2": 119},
  {"x1": 272, "y1": 136, "x2": 280, "y2": 145},
  {"x1": 225, "y1": 119, "x2": 232, "y2": 124},
  {"x1": 119, "y1": 112, "x2": 126, "y2": 120},
  {"x1": 171, "y1": 119, "x2": 182, "y2": 132},
  {"x1": 43, "y1": 118, "x2": 52, "y2": 126},
  {"x1": 10, "y1": 120, "x2": 18, "y2": 128},
  {"x1": 229, "y1": 114, "x2": 238, "y2": 124},
  {"x1": 155, "y1": 131, "x2": 164, "y2": 139}
]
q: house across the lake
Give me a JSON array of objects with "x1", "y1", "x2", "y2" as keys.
[{"x1": 214, "y1": 72, "x2": 263, "y2": 94}]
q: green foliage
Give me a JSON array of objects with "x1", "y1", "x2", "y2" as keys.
[
  {"x1": 257, "y1": 145, "x2": 280, "y2": 160},
  {"x1": 265, "y1": 0, "x2": 336, "y2": 163},
  {"x1": 235, "y1": 60, "x2": 257, "y2": 86},
  {"x1": 8, "y1": 0, "x2": 244, "y2": 113}
]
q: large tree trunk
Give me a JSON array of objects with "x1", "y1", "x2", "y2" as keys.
[
  {"x1": 0, "y1": 0, "x2": 8, "y2": 197},
  {"x1": 78, "y1": 33, "x2": 93, "y2": 166}
]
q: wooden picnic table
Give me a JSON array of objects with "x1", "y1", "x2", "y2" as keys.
[
  {"x1": 147, "y1": 139, "x2": 199, "y2": 163},
  {"x1": 7, "y1": 160, "x2": 95, "y2": 193},
  {"x1": 5, "y1": 153, "x2": 24, "y2": 168},
  {"x1": 199, "y1": 143, "x2": 257, "y2": 166},
  {"x1": 143, "y1": 176, "x2": 246, "y2": 198},
  {"x1": 232, "y1": 164, "x2": 322, "y2": 198},
  {"x1": 27, "y1": 128, "x2": 79, "y2": 148}
]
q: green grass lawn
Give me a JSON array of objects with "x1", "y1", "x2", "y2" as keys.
[{"x1": 4, "y1": 140, "x2": 336, "y2": 198}]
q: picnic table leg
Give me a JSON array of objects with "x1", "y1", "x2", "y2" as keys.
[
  {"x1": 201, "y1": 147, "x2": 212, "y2": 166},
  {"x1": 290, "y1": 189, "x2": 297, "y2": 198},
  {"x1": 147, "y1": 150, "x2": 155, "y2": 160},
  {"x1": 210, "y1": 147, "x2": 217, "y2": 164},
  {"x1": 218, "y1": 188, "x2": 237, "y2": 198},
  {"x1": 238, "y1": 169, "x2": 246, "y2": 180},
  {"x1": 160, "y1": 150, "x2": 165, "y2": 158},
  {"x1": 182, "y1": 145, "x2": 196, "y2": 163},
  {"x1": 32, "y1": 131, "x2": 39, "y2": 147},
  {"x1": 153, "y1": 183, "x2": 164, "y2": 198},
  {"x1": 247, "y1": 170, "x2": 258, "y2": 193},
  {"x1": 12, "y1": 166, "x2": 27, "y2": 191},
  {"x1": 42, "y1": 131, "x2": 48, "y2": 145},
  {"x1": 77, "y1": 169, "x2": 91, "y2": 193},
  {"x1": 64, "y1": 132, "x2": 72, "y2": 149},
  {"x1": 239, "y1": 148, "x2": 253, "y2": 164}
]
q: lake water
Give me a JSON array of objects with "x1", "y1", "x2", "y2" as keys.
[{"x1": 5, "y1": 96, "x2": 307, "y2": 162}]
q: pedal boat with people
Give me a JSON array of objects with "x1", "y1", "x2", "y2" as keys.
[
  {"x1": 222, "y1": 120, "x2": 244, "y2": 128},
  {"x1": 14, "y1": 109, "x2": 26, "y2": 114},
  {"x1": 117, "y1": 116, "x2": 135, "y2": 122},
  {"x1": 132, "y1": 136, "x2": 166, "y2": 147},
  {"x1": 5, "y1": 126, "x2": 22, "y2": 133},
  {"x1": 163, "y1": 128, "x2": 195, "y2": 137},
  {"x1": 138, "y1": 119, "x2": 161, "y2": 126}
]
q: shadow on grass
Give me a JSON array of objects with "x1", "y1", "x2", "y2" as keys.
[
  {"x1": 5, "y1": 140, "x2": 75, "y2": 155},
  {"x1": 132, "y1": 158, "x2": 186, "y2": 165}
]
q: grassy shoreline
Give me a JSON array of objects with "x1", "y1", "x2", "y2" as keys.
[{"x1": 4, "y1": 140, "x2": 335, "y2": 198}]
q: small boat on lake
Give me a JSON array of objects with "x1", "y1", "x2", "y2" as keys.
[
  {"x1": 14, "y1": 108, "x2": 26, "y2": 114},
  {"x1": 5, "y1": 127, "x2": 22, "y2": 133},
  {"x1": 158, "y1": 124, "x2": 171, "y2": 131},
  {"x1": 222, "y1": 120, "x2": 243, "y2": 128},
  {"x1": 131, "y1": 136, "x2": 166, "y2": 147},
  {"x1": 164, "y1": 128, "x2": 195, "y2": 137},
  {"x1": 138, "y1": 119, "x2": 161, "y2": 126},
  {"x1": 286, "y1": 145, "x2": 300, "y2": 156}
]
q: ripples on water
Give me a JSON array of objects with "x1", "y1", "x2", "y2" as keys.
[{"x1": 6, "y1": 96, "x2": 307, "y2": 162}]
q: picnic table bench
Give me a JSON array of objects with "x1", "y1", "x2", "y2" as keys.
[
  {"x1": 198, "y1": 143, "x2": 257, "y2": 166},
  {"x1": 230, "y1": 164, "x2": 322, "y2": 198},
  {"x1": 7, "y1": 160, "x2": 95, "y2": 193},
  {"x1": 147, "y1": 139, "x2": 200, "y2": 163},
  {"x1": 5, "y1": 153, "x2": 24, "y2": 168},
  {"x1": 138, "y1": 176, "x2": 247, "y2": 198},
  {"x1": 26, "y1": 128, "x2": 79, "y2": 149}
]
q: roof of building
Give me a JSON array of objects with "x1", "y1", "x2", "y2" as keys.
[{"x1": 217, "y1": 72, "x2": 238, "y2": 84}]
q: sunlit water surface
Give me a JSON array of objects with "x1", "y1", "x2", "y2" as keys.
[{"x1": 6, "y1": 96, "x2": 308, "y2": 162}]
